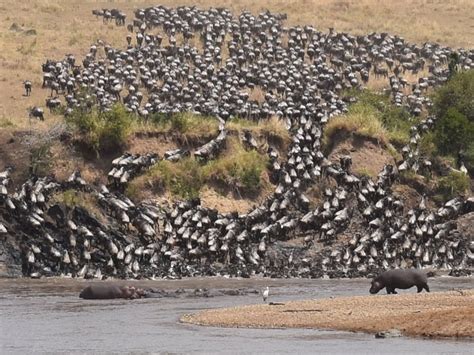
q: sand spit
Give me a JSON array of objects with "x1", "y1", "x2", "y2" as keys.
[{"x1": 181, "y1": 289, "x2": 474, "y2": 338}]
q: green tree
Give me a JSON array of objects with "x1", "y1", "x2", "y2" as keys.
[
  {"x1": 432, "y1": 70, "x2": 474, "y2": 173},
  {"x1": 434, "y1": 108, "x2": 473, "y2": 155}
]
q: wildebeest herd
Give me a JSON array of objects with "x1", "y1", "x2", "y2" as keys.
[{"x1": 2, "y1": 6, "x2": 473, "y2": 279}]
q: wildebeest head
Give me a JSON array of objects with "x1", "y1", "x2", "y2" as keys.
[{"x1": 369, "y1": 278, "x2": 384, "y2": 294}]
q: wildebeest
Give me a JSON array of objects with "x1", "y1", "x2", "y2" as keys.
[
  {"x1": 24, "y1": 80, "x2": 32, "y2": 96},
  {"x1": 29, "y1": 106, "x2": 44, "y2": 121}
]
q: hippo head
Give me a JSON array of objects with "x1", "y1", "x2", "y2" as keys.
[
  {"x1": 134, "y1": 288, "x2": 146, "y2": 298},
  {"x1": 120, "y1": 286, "x2": 136, "y2": 299},
  {"x1": 369, "y1": 279, "x2": 383, "y2": 294}
]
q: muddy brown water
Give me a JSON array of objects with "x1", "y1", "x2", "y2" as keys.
[{"x1": 0, "y1": 277, "x2": 473, "y2": 354}]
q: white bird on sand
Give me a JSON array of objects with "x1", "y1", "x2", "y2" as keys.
[{"x1": 262, "y1": 286, "x2": 269, "y2": 303}]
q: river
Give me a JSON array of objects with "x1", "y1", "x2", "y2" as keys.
[{"x1": 0, "y1": 277, "x2": 472, "y2": 354}]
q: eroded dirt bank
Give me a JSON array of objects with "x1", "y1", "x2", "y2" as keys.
[{"x1": 182, "y1": 289, "x2": 474, "y2": 338}]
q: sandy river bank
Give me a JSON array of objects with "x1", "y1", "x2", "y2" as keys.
[{"x1": 181, "y1": 289, "x2": 474, "y2": 338}]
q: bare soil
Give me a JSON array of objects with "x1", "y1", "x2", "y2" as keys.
[
  {"x1": 328, "y1": 134, "x2": 396, "y2": 178},
  {"x1": 182, "y1": 290, "x2": 474, "y2": 338}
]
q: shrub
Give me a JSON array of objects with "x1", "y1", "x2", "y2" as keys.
[
  {"x1": 205, "y1": 144, "x2": 268, "y2": 194},
  {"x1": 152, "y1": 158, "x2": 205, "y2": 199},
  {"x1": 343, "y1": 90, "x2": 417, "y2": 146},
  {"x1": 29, "y1": 142, "x2": 52, "y2": 176},
  {"x1": 0, "y1": 117, "x2": 15, "y2": 128},
  {"x1": 66, "y1": 104, "x2": 133, "y2": 154},
  {"x1": 433, "y1": 70, "x2": 474, "y2": 122},
  {"x1": 433, "y1": 108, "x2": 474, "y2": 156},
  {"x1": 148, "y1": 112, "x2": 219, "y2": 139},
  {"x1": 227, "y1": 116, "x2": 291, "y2": 150},
  {"x1": 430, "y1": 71, "x2": 474, "y2": 175},
  {"x1": 52, "y1": 190, "x2": 103, "y2": 218},
  {"x1": 127, "y1": 138, "x2": 269, "y2": 200},
  {"x1": 436, "y1": 171, "x2": 470, "y2": 199}
]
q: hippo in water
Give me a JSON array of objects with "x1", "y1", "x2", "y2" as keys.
[
  {"x1": 369, "y1": 269, "x2": 430, "y2": 294},
  {"x1": 79, "y1": 284, "x2": 146, "y2": 300}
]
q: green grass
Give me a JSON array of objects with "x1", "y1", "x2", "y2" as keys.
[
  {"x1": 435, "y1": 171, "x2": 471, "y2": 200},
  {"x1": 127, "y1": 137, "x2": 269, "y2": 200},
  {"x1": 324, "y1": 102, "x2": 389, "y2": 148},
  {"x1": 204, "y1": 138, "x2": 268, "y2": 194},
  {"x1": 147, "y1": 112, "x2": 219, "y2": 140},
  {"x1": 66, "y1": 103, "x2": 133, "y2": 154},
  {"x1": 325, "y1": 90, "x2": 419, "y2": 149},
  {"x1": 52, "y1": 189, "x2": 101, "y2": 214}
]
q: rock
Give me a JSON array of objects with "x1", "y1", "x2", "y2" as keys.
[
  {"x1": 456, "y1": 212, "x2": 474, "y2": 238},
  {"x1": 9, "y1": 23, "x2": 22, "y2": 32},
  {"x1": 449, "y1": 269, "x2": 471, "y2": 277},
  {"x1": 24, "y1": 29, "x2": 37, "y2": 36},
  {"x1": 375, "y1": 329, "x2": 403, "y2": 338}
]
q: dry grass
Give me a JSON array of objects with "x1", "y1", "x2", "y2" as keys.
[
  {"x1": 228, "y1": 116, "x2": 291, "y2": 151},
  {"x1": 324, "y1": 105, "x2": 389, "y2": 148},
  {"x1": 182, "y1": 289, "x2": 474, "y2": 338}
]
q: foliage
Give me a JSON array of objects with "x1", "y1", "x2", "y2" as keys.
[
  {"x1": 205, "y1": 143, "x2": 267, "y2": 194},
  {"x1": 127, "y1": 138, "x2": 269, "y2": 200},
  {"x1": 227, "y1": 116, "x2": 291, "y2": 149},
  {"x1": 151, "y1": 158, "x2": 205, "y2": 199},
  {"x1": 428, "y1": 71, "x2": 474, "y2": 174},
  {"x1": 433, "y1": 108, "x2": 474, "y2": 156},
  {"x1": 350, "y1": 90, "x2": 417, "y2": 146},
  {"x1": 433, "y1": 70, "x2": 474, "y2": 121},
  {"x1": 148, "y1": 112, "x2": 219, "y2": 139},
  {"x1": 0, "y1": 117, "x2": 15, "y2": 128},
  {"x1": 435, "y1": 171, "x2": 470, "y2": 200},
  {"x1": 29, "y1": 142, "x2": 52, "y2": 176},
  {"x1": 52, "y1": 189, "x2": 102, "y2": 218},
  {"x1": 66, "y1": 104, "x2": 133, "y2": 154}
]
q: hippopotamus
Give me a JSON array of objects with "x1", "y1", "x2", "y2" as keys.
[
  {"x1": 369, "y1": 269, "x2": 430, "y2": 294},
  {"x1": 79, "y1": 284, "x2": 146, "y2": 300}
]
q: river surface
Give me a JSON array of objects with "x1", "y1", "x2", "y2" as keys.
[{"x1": 0, "y1": 277, "x2": 473, "y2": 354}]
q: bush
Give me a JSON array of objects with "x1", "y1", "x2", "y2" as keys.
[
  {"x1": 432, "y1": 70, "x2": 474, "y2": 173},
  {"x1": 66, "y1": 104, "x2": 133, "y2": 154},
  {"x1": 127, "y1": 138, "x2": 269, "y2": 200},
  {"x1": 325, "y1": 90, "x2": 417, "y2": 149},
  {"x1": 436, "y1": 171, "x2": 470, "y2": 200},
  {"x1": 433, "y1": 108, "x2": 474, "y2": 156},
  {"x1": 29, "y1": 142, "x2": 52, "y2": 176},
  {"x1": 148, "y1": 112, "x2": 219, "y2": 139},
  {"x1": 152, "y1": 158, "x2": 205, "y2": 199},
  {"x1": 433, "y1": 70, "x2": 474, "y2": 122},
  {"x1": 52, "y1": 190, "x2": 103, "y2": 218},
  {"x1": 358, "y1": 90, "x2": 416, "y2": 144},
  {"x1": 205, "y1": 145, "x2": 267, "y2": 194}
]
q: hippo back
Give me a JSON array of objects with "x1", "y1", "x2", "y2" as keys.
[
  {"x1": 381, "y1": 269, "x2": 427, "y2": 289},
  {"x1": 79, "y1": 284, "x2": 125, "y2": 299}
]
